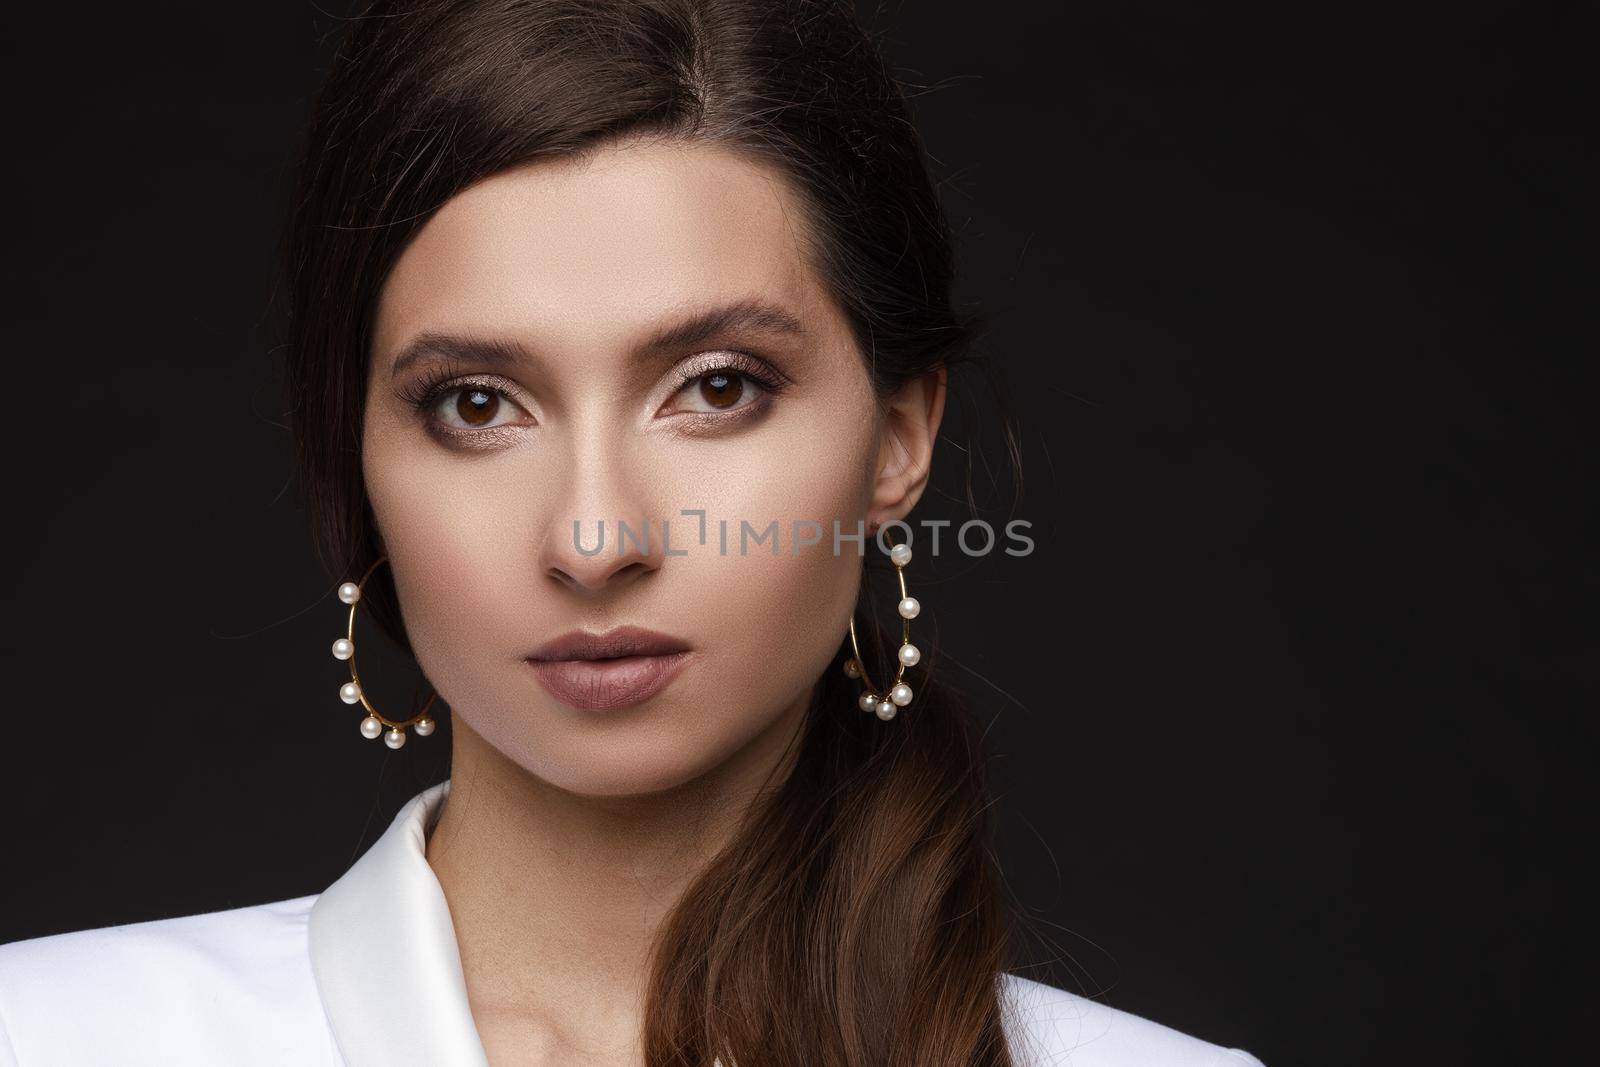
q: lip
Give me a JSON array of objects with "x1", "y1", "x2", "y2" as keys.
[
  {"x1": 526, "y1": 652, "x2": 691, "y2": 710},
  {"x1": 525, "y1": 626, "x2": 693, "y2": 710}
]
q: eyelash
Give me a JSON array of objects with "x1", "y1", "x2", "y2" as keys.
[{"x1": 392, "y1": 352, "x2": 792, "y2": 440}]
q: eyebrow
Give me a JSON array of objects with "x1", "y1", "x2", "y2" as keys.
[{"x1": 388, "y1": 298, "x2": 808, "y2": 379}]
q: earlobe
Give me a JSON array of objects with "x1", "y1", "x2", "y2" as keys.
[{"x1": 868, "y1": 366, "x2": 947, "y2": 529}]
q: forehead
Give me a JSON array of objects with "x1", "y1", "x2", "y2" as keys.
[{"x1": 372, "y1": 138, "x2": 826, "y2": 361}]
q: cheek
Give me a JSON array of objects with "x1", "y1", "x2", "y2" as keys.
[
  {"x1": 624, "y1": 411, "x2": 877, "y2": 764},
  {"x1": 359, "y1": 417, "x2": 516, "y2": 684},
  {"x1": 704, "y1": 427, "x2": 872, "y2": 620}
]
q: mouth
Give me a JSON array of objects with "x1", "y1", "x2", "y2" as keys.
[{"x1": 525, "y1": 626, "x2": 692, "y2": 710}]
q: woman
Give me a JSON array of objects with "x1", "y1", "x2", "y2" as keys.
[{"x1": 0, "y1": 2, "x2": 1263, "y2": 1064}]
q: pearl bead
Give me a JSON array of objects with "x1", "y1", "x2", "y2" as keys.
[
  {"x1": 897, "y1": 597, "x2": 920, "y2": 620},
  {"x1": 338, "y1": 582, "x2": 361, "y2": 605},
  {"x1": 889, "y1": 543, "x2": 912, "y2": 567},
  {"x1": 331, "y1": 637, "x2": 354, "y2": 660},
  {"x1": 875, "y1": 700, "x2": 897, "y2": 720},
  {"x1": 890, "y1": 683, "x2": 913, "y2": 706},
  {"x1": 858, "y1": 691, "x2": 879, "y2": 712},
  {"x1": 897, "y1": 643, "x2": 920, "y2": 667},
  {"x1": 339, "y1": 681, "x2": 362, "y2": 704},
  {"x1": 413, "y1": 718, "x2": 435, "y2": 737},
  {"x1": 384, "y1": 728, "x2": 406, "y2": 749},
  {"x1": 359, "y1": 715, "x2": 382, "y2": 739},
  {"x1": 842, "y1": 658, "x2": 861, "y2": 679}
]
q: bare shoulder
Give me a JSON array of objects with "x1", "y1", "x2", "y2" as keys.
[
  {"x1": 0, "y1": 896, "x2": 332, "y2": 1066},
  {"x1": 999, "y1": 972, "x2": 1266, "y2": 1067}
]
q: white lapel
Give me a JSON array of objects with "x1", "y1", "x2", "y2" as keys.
[
  {"x1": 307, "y1": 779, "x2": 491, "y2": 1067},
  {"x1": 302, "y1": 781, "x2": 1052, "y2": 1067}
]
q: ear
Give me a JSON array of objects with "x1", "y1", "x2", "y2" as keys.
[{"x1": 868, "y1": 366, "x2": 947, "y2": 531}]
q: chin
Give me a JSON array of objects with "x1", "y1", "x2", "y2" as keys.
[
  {"x1": 472, "y1": 705, "x2": 757, "y2": 799},
  {"x1": 529, "y1": 747, "x2": 736, "y2": 800}
]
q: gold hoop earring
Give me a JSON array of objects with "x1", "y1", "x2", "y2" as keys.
[
  {"x1": 843, "y1": 533, "x2": 920, "y2": 721},
  {"x1": 331, "y1": 554, "x2": 438, "y2": 749}
]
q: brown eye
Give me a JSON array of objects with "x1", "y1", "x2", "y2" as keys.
[
  {"x1": 662, "y1": 356, "x2": 785, "y2": 420},
  {"x1": 455, "y1": 386, "x2": 499, "y2": 426},
  {"x1": 425, "y1": 381, "x2": 528, "y2": 433},
  {"x1": 698, "y1": 371, "x2": 744, "y2": 409}
]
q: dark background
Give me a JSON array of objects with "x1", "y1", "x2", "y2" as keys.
[{"x1": 1, "y1": 2, "x2": 1588, "y2": 1063}]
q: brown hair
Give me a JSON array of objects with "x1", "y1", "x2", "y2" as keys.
[{"x1": 277, "y1": 1, "x2": 1029, "y2": 1063}]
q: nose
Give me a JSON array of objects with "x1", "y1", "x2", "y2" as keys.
[{"x1": 538, "y1": 432, "x2": 666, "y2": 595}]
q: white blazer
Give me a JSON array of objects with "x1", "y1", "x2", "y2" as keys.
[{"x1": 0, "y1": 780, "x2": 1264, "y2": 1066}]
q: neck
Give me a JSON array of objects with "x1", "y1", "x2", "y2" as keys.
[{"x1": 423, "y1": 693, "x2": 810, "y2": 1051}]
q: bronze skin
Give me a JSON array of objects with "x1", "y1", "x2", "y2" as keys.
[{"x1": 361, "y1": 135, "x2": 944, "y2": 1060}]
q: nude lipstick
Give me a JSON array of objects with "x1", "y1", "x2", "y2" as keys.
[{"x1": 524, "y1": 626, "x2": 692, "y2": 710}]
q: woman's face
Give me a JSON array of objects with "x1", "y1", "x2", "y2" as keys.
[{"x1": 363, "y1": 137, "x2": 931, "y2": 798}]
